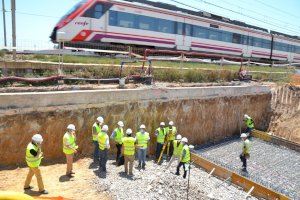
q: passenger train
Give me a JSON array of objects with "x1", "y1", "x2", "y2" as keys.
[{"x1": 50, "y1": 0, "x2": 300, "y2": 62}]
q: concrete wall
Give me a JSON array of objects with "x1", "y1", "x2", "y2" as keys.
[{"x1": 0, "y1": 86, "x2": 271, "y2": 166}]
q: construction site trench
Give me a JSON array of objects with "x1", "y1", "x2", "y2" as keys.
[{"x1": 0, "y1": 84, "x2": 299, "y2": 199}]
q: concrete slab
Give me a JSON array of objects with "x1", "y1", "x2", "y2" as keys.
[{"x1": 196, "y1": 138, "x2": 300, "y2": 199}]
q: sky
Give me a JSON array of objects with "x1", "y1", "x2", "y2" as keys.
[{"x1": 0, "y1": 0, "x2": 300, "y2": 49}]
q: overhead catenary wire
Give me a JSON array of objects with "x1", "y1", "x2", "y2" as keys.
[
  {"x1": 190, "y1": 0, "x2": 300, "y2": 35},
  {"x1": 212, "y1": 0, "x2": 300, "y2": 32}
]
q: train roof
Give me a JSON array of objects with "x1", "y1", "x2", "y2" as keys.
[{"x1": 120, "y1": 0, "x2": 300, "y2": 41}]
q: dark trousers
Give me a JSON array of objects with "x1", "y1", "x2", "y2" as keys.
[
  {"x1": 93, "y1": 141, "x2": 99, "y2": 162},
  {"x1": 240, "y1": 154, "x2": 247, "y2": 168},
  {"x1": 99, "y1": 149, "x2": 108, "y2": 172},
  {"x1": 245, "y1": 127, "x2": 253, "y2": 138},
  {"x1": 156, "y1": 142, "x2": 163, "y2": 160},
  {"x1": 176, "y1": 162, "x2": 188, "y2": 179},
  {"x1": 168, "y1": 140, "x2": 174, "y2": 158},
  {"x1": 116, "y1": 143, "x2": 122, "y2": 162}
]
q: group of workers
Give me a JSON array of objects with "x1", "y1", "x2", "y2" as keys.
[{"x1": 23, "y1": 114, "x2": 254, "y2": 194}]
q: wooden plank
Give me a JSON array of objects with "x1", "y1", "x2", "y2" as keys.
[{"x1": 191, "y1": 153, "x2": 290, "y2": 200}]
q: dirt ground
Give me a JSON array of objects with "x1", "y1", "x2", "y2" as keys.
[{"x1": 0, "y1": 158, "x2": 110, "y2": 200}]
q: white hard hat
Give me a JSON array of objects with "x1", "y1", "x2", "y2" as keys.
[
  {"x1": 117, "y1": 121, "x2": 124, "y2": 127},
  {"x1": 189, "y1": 145, "x2": 195, "y2": 149},
  {"x1": 102, "y1": 125, "x2": 108, "y2": 132},
  {"x1": 176, "y1": 134, "x2": 182, "y2": 140},
  {"x1": 126, "y1": 128, "x2": 132, "y2": 135},
  {"x1": 244, "y1": 114, "x2": 250, "y2": 119},
  {"x1": 241, "y1": 133, "x2": 248, "y2": 138},
  {"x1": 67, "y1": 124, "x2": 76, "y2": 131},
  {"x1": 140, "y1": 124, "x2": 146, "y2": 129},
  {"x1": 160, "y1": 122, "x2": 165, "y2": 126},
  {"x1": 97, "y1": 116, "x2": 104, "y2": 123},
  {"x1": 169, "y1": 121, "x2": 174, "y2": 126},
  {"x1": 181, "y1": 137, "x2": 188, "y2": 143},
  {"x1": 32, "y1": 134, "x2": 43, "y2": 144}
]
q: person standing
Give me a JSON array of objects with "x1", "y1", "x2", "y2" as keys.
[
  {"x1": 24, "y1": 134, "x2": 48, "y2": 194},
  {"x1": 243, "y1": 114, "x2": 254, "y2": 137},
  {"x1": 92, "y1": 116, "x2": 104, "y2": 162},
  {"x1": 166, "y1": 134, "x2": 183, "y2": 169},
  {"x1": 98, "y1": 125, "x2": 110, "y2": 172},
  {"x1": 176, "y1": 137, "x2": 190, "y2": 179},
  {"x1": 165, "y1": 121, "x2": 177, "y2": 160},
  {"x1": 155, "y1": 122, "x2": 166, "y2": 161},
  {"x1": 121, "y1": 128, "x2": 136, "y2": 176},
  {"x1": 136, "y1": 124, "x2": 150, "y2": 170},
  {"x1": 110, "y1": 121, "x2": 124, "y2": 162},
  {"x1": 240, "y1": 133, "x2": 251, "y2": 172},
  {"x1": 63, "y1": 124, "x2": 78, "y2": 177}
]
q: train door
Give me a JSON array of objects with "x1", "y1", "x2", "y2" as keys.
[
  {"x1": 175, "y1": 21, "x2": 191, "y2": 51},
  {"x1": 175, "y1": 22, "x2": 185, "y2": 50},
  {"x1": 183, "y1": 23, "x2": 192, "y2": 51},
  {"x1": 243, "y1": 34, "x2": 251, "y2": 57}
]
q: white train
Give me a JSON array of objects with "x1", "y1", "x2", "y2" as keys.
[{"x1": 50, "y1": 0, "x2": 300, "y2": 62}]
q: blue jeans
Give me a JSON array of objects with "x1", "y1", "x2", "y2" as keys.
[
  {"x1": 93, "y1": 141, "x2": 99, "y2": 161},
  {"x1": 137, "y1": 148, "x2": 147, "y2": 165}
]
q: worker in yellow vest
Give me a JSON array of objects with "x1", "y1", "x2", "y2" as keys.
[
  {"x1": 24, "y1": 134, "x2": 48, "y2": 194},
  {"x1": 176, "y1": 137, "x2": 190, "y2": 179},
  {"x1": 240, "y1": 133, "x2": 251, "y2": 172},
  {"x1": 92, "y1": 116, "x2": 104, "y2": 162},
  {"x1": 166, "y1": 134, "x2": 182, "y2": 169},
  {"x1": 243, "y1": 114, "x2": 254, "y2": 137},
  {"x1": 121, "y1": 128, "x2": 136, "y2": 176},
  {"x1": 136, "y1": 124, "x2": 150, "y2": 169},
  {"x1": 63, "y1": 124, "x2": 78, "y2": 177},
  {"x1": 98, "y1": 125, "x2": 110, "y2": 172},
  {"x1": 110, "y1": 121, "x2": 124, "y2": 162},
  {"x1": 155, "y1": 122, "x2": 166, "y2": 161},
  {"x1": 165, "y1": 121, "x2": 177, "y2": 160}
]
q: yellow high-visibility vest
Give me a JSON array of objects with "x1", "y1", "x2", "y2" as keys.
[
  {"x1": 122, "y1": 137, "x2": 136, "y2": 156},
  {"x1": 25, "y1": 142, "x2": 42, "y2": 168}
]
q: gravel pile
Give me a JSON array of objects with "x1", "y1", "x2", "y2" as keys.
[
  {"x1": 91, "y1": 157, "x2": 256, "y2": 200},
  {"x1": 196, "y1": 138, "x2": 300, "y2": 199}
]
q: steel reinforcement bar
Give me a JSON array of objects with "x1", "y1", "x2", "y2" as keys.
[{"x1": 191, "y1": 153, "x2": 290, "y2": 200}]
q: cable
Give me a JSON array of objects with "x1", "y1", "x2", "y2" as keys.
[
  {"x1": 253, "y1": 0, "x2": 300, "y2": 19},
  {"x1": 212, "y1": 0, "x2": 300, "y2": 31},
  {"x1": 0, "y1": 9, "x2": 60, "y2": 19},
  {"x1": 168, "y1": 0, "x2": 300, "y2": 35}
]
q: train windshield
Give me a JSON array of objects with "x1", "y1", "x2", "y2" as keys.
[{"x1": 60, "y1": 0, "x2": 87, "y2": 20}]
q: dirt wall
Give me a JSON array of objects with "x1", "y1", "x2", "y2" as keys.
[{"x1": 0, "y1": 86, "x2": 271, "y2": 166}]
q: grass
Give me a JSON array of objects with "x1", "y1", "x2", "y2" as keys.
[{"x1": 17, "y1": 54, "x2": 295, "y2": 73}]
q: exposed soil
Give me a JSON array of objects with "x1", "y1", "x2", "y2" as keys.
[
  {"x1": 0, "y1": 158, "x2": 110, "y2": 200},
  {"x1": 268, "y1": 85, "x2": 300, "y2": 143}
]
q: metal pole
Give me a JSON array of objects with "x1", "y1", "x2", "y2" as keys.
[
  {"x1": 11, "y1": 0, "x2": 16, "y2": 60},
  {"x1": 2, "y1": 0, "x2": 7, "y2": 47}
]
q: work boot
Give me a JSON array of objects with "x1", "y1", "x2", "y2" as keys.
[
  {"x1": 142, "y1": 163, "x2": 146, "y2": 170},
  {"x1": 24, "y1": 186, "x2": 33, "y2": 190},
  {"x1": 242, "y1": 167, "x2": 247, "y2": 172},
  {"x1": 138, "y1": 162, "x2": 141, "y2": 168},
  {"x1": 39, "y1": 190, "x2": 49, "y2": 194},
  {"x1": 175, "y1": 171, "x2": 180, "y2": 176}
]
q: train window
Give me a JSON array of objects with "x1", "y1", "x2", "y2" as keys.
[
  {"x1": 232, "y1": 33, "x2": 241, "y2": 44},
  {"x1": 138, "y1": 15, "x2": 157, "y2": 31},
  {"x1": 262, "y1": 40, "x2": 271, "y2": 49},
  {"x1": 118, "y1": 12, "x2": 135, "y2": 28},
  {"x1": 241, "y1": 35, "x2": 248, "y2": 45},
  {"x1": 253, "y1": 38, "x2": 262, "y2": 47},
  {"x1": 208, "y1": 29, "x2": 219, "y2": 40},
  {"x1": 193, "y1": 26, "x2": 208, "y2": 38},
  {"x1": 176, "y1": 22, "x2": 183, "y2": 35},
  {"x1": 158, "y1": 19, "x2": 175, "y2": 34},
  {"x1": 296, "y1": 46, "x2": 300, "y2": 54},
  {"x1": 83, "y1": 3, "x2": 103, "y2": 19},
  {"x1": 185, "y1": 24, "x2": 192, "y2": 36},
  {"x1": 221, "y1": 32, "x2": 232, "y2": 42},
  {"x1": 109, "y1": 10, "x2": 118, "y2": 26}
]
